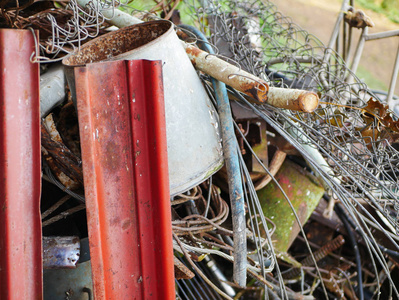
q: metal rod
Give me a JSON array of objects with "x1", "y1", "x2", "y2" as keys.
[
  {"x1": 41, "y1": 195, "x2": 71, "y2": 219},
  {"x1": 180, "y1": 24, "x2": 247, "y2": 286},
  {"x1": 365, "y1": 29, "x2": 399, "y2": 41},
  {"x1": 325, "y1": 0, "x2": 350, "y2": 63},
  {"x1": 348, "y1": 26, "x2": 368, "y2": 83},
  {"x1": 176, "y1": 279, "x2": 190, "y2": 300},
  {"x1": 387, "y1": 42, "x2": 399, "y2": 108}
]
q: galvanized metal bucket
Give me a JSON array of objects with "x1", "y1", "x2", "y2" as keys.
[{"x1": 63, "y1": 20, "x2": 223, "y2": 196}]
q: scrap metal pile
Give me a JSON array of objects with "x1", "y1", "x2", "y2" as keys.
[{"x1": 1, "y1": 0, "x2": 399, "y2": 299}]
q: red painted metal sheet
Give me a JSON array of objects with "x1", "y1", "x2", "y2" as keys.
[
  {"x1": 75, "y1": 59, "x2": 175, "y2": 299},
  {"x1": 0, "y1": 29, "x2": 42, "y2": 299}
]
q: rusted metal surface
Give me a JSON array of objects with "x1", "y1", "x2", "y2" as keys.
[
  {"x1": 75, "y1": 59, "x2": 175, "y2": 299},
  {"x1": 44, "y1": 238, "x2": 93, "y2": 300},
  {"x1": 257, "y1": 160, "x2": 324, "y2": 253},
  {"x1": 284, "y1": 235, "x2": 345, "y2": 279},
  {"x1": 41, "y1": 122, "x2": 83, "y2": 185},
  {"x1": 42, "y1": 114, "x2": 80, "y2": 190},
  {"x1": 63, "y1": 22, "x2": 170, "y2": 66},
  {"x1": 174, "y1": 257, "x2": 195, "y2": 280},
  {"x1": 44, "y1": 260, "x2": 93, "y2": 300},
  {"x1": 43, "y1": 236, "x2": 80, "y2": 269},
  {"x1": 253, "y1": 149, "x2": 286, "y2": 191},
  {"x1": 0, "y1": 29, "x2": 42, "y2": 299}
]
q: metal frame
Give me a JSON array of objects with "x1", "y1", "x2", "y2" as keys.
[{"x1": 328, "y1": 0, "x2": 399, "y2": 108}]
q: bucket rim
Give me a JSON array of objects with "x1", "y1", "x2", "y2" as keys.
[{"x1": 62, "y1": 19, "x2": 174, "y2": 67}]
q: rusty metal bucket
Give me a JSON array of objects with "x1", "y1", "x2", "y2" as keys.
[{"x1": 63, "y1": 20, "x2": 223, "y2": 196}]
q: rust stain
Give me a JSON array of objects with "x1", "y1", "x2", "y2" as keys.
[
  {"x1": 63, "y1": 21, "x2": 172, "y2": 67},
  {"x1": 185, "y1": 45, "x2": 202, "y2": 57},
  {"x1": 110, "y1": 216, "x2": 120, "y2": 227},
  {"x1": 105, "y1": 140, "x2": 122, "y2": 171},
  {"x1": 122, "y1": 219, "x2": 131, "y2": 230},
  {"x1": 24, "y1": 89, "x2": 29, "y2": 103},
  {"x1": 242, "y1": 81, "x2": 269, "y2": 103}
]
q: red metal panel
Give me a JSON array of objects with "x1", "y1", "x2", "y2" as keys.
[
  {"x1": 127, "y1": 60, "x2": 175, "y2": 298},
  {"x1": 0, "y1": 29, "x2": 42, "y2": 299},
  {"x1": 75, "y1": 60, "x2": 175, "y2": 299}
]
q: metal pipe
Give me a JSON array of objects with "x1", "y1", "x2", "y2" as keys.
[
  {"x1": 180, "y1": 24, "x2": 247, "y2": 287},
  {"x1": 204, "y1": 256, "x2": 236, "y2": 297},
  {"x1": 365, "y1": 29, "x2": 399, "y2": 41},
  {"x1": 214, "y1": 79, "x2": 247, "y2": 287},
  {"x1": 348, "y1": 26, "x2": 368, "y2": 83},
  {"x1": 325, "y1": 0, "x2": 350, "y2": 62},
  {"x1": 40, "y1": 63, "x2": 66, "y2": 117},
  {"x1": 387, "y1": 43, "x2": 399, "y2": 108}
]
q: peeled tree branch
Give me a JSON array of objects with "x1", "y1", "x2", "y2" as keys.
[{"x1": 183, "y1": 43, "x2": 319, "y2": 112}]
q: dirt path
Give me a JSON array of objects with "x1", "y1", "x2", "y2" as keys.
[{"x1": 274, "y1": 0, "x2": 399, "y2": 95}]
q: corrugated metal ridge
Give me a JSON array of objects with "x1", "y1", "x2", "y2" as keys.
[
  {"x1": 0, "y1": 29, "x2": 42, "y2": 300},
  {"x1": 75, "y1": 59, "x2": 175, "y2": 299}
]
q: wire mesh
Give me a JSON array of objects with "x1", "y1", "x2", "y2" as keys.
[
  {"x1": 181, "y1": 0, "x2": 399, "y2": 298},
  {"x1": 183, "y1": 0, "x2": 399, "y2": 234}
]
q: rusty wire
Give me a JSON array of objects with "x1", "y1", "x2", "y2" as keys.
[
  {"x1": 42, "y1": 204, "x2": 85, "y2": 227},
  {"x1": 172, "y1": 184, "x2": 230, "y2": 235}
]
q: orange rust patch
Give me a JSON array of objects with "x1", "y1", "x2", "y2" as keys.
[
  {"x1": 185, "y1": 45, "x2": 202, "y2": 57},
  {"x1": 242, "y1": 80, "x2": 269, "y2": 103}
]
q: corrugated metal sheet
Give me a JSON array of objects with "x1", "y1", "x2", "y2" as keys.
[
  {"x1": 75, "y1": 59, "x2": 175, "y2": 299},
  {"x1": 0, "y1": 29, "x2": 42, "y2": 299}
]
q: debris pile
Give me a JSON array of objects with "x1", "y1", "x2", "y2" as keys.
[{"x1": 1, "y1": 0, "x2": 399, "y2": 299}]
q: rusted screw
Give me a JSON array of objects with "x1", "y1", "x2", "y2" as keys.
[{"x1": 284, "y1": 235, "x2": 345, "y2": 279}]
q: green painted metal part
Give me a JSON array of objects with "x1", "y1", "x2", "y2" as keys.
[{"x1": 257, "y1": 160, "x2": 324, "y2": 253}]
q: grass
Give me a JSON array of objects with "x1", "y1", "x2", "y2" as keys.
[
  {"x1": 355, "y1": 0, "x2": 399, "y2": 24},
  {"x1": 356, "y1": 64, "x2": 389, "y2": 91}
]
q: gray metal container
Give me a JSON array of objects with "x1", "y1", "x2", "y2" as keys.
[
  {"x1": 43, "y1": 238, "x2": 93, "y2": 300},
  {"x1": 63, "y1": 21, "x2": 223, "y2": 196}
]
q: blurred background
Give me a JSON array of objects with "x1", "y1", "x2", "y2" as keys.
[{"x1": 277, "y1": 0, "x2": 399, "y2": 96}]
